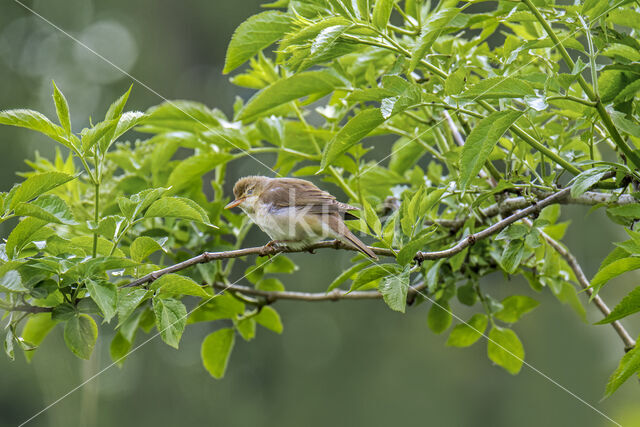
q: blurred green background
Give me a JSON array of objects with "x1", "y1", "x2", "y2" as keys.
[{"x1": 1, "y1": 1, "x2": 639, "y2": 426}]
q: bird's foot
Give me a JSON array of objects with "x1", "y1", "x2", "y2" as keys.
[{"x1": 260, "y1": 240, "x2": 286, "y2": 257}]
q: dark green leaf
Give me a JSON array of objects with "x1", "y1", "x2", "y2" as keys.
[
  {"x1": 397, "y1": 228, "x2": 436, "y2": 265},
  {"x1": 459, "y1": 110, "x2": 522, "y2": 190},
  {"x1": 321, "y1": 108, "x2": 385, "y2": 170},
  {"x1": 500, "y1": 239, "x2": 526, "y2": 274},
  {"x1": 427, "y1": 300, "x2": 452, "y2": 334},
  {"x1": 85, "y1": 279, "x2": 117, "y2": 323},
  {"x1": 110, "y1": 332, "x2": 132, "y2": 367},
  {"x1": 64, "y1": 314, "x2": 98, "y2": 360},
  {"x1": 153, "y1": 298, "x2": 187, "y2": 349},
  {"x1": 224, "y1": 11, "x2": 294, "y2": 73},
  {"x1": 5, "y1": 217, "x2": 48, "y2": 259},
  {"x1": 570, "y1": 166, "x2": 611, "y2": 198},
  {"x1": 117, "y1": 288, "x2": 149, "y2": 325}
]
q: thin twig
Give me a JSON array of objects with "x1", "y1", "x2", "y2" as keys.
[{"x1": 526, "y1": 219, "x2": 636, "y2": 351}]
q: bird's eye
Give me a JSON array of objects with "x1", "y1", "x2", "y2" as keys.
[{"x1": 246, "y1": 188, "x2": 253, "y2": 195}]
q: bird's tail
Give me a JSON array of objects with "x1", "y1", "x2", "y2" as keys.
[
  {"x1": 327, "y1": 215, "x2": 378, "y2": 260},
  {"x1": 342, "y1": 229, "x2": 378, "y2": 260}
]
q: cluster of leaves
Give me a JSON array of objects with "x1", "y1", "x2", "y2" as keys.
[{"x1": 1, "y1": 0, "x2": 640, "y2": 396}]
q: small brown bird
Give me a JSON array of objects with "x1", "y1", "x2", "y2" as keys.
[{"x1": 224, "y1": 176, "x2": 378, "y2": 260}]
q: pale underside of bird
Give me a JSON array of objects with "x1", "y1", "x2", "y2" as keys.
[{"x1": 225, "y1": 176, "x2": 378, "y2": 260}]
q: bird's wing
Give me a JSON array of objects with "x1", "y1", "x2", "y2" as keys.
[{"x1": 260, "y1": 178, "x2": 354, "y2": 214}]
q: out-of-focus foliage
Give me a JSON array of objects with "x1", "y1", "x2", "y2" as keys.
[{"x1": 1, "y1": 0, "x2": 640, "y2": 399}]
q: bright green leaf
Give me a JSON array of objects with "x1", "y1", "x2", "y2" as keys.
[
  {"x1": 255, "y1": 306, "x2": 283, "y2": 333},
  {"x1": 152, "y1": 274, "x2": 210, "y2": 298},
  {"x1": 494, "y1": 295, "x2": 539, "y2": 323},
  {"x1": 379, "y1": 267, "x2": 410, "y2": 313},
  {"x1": 201, "y1": 328, "x2": 235, "y2": 379},
  {"x1": 85, "y1": 279, "x2": 118, "y2": 323},
  {"x1": 446, "y1": 313, "x2": 488, "y2": 347},
  {"x1": 487, "y1": 326, "x2": 524, "y2": 374}
]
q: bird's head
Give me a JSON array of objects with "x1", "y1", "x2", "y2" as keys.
[{"x1": 224, "y1": 175, "x2": 271, "y2": 212}]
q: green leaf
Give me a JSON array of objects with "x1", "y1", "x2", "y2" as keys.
[
  {"x1": 21, "y1": 312, "x2": 58, "y2": 362},
  {"x1": 326, "y1": 261, "x2": 370, "y2": 292},
  {"x1": 446, "y1": 313, "x2": 488, "y2": 347},
  {"x1": 201, "y1": 328, "x2": 235, "y2": 379},
  {"x1": 167, "y1": 152, "x2": 233, "y2": 192},
  {"x1": 379, "y1": 267, "x2": 410, "y2": 313},
  {"x1": 351, "y1": 263, "x2": 402, "y2": 291},
  {"x1": 591, "y1": 257, "x2": 640, "y2": 293},
  {"x1": 500, "y1": 239, "x2": 526, "y2": 274},
  {"x1": 372, "y1": 0, "x2": 394, "y2": 30},
  {"x1": 494, "y1": 295, "x2": 539, "y2": 323},
  {"x1": 117, "y1": 288, "x2": 149, "y2": 325},
  {"x1": 152, "y1": 274, "x2": 210, "y2": 298},
  {"x1": 236, "y1": 318, "x2": 256, "y2": 341},
  {"x1": 110, "y1": 332, "x2": 132, "y2": 367},
  {"x1": 362, "y1": 198, "x2": 381, "y2": 236},
  {"x1": 237, "y1": 70, "x2": 344, "y2": 121},
  {"x1": 409, "y1": 7, "x2": 460, "y2": 72},
  {"x1": 459, "y1": 110, "x2": 522, "y2": 190},
  {"x1": 255, "y1": 306, "x2": 283, "y2": 333},
  {"x1": 570, "y1": 166, "x2": 610, "y2": 197},
  {"x1": 263, "y1": 255, "x2": 297, "y2": 274},
  {"x1": 14, "y1": 195, "x2": 77, "y2": 225},
  {"x1": 188, "y1": 294, "x2": 245, "y2": 324},
  {"x1": 105, "y1": 85, "x2": 132, "y2": 121},
  {"x1": 397, "y1": 228, "x2": 436, "y2": 265},
  {"x1": 611, "y1": 110, "x2": 640, "y2": 139},
  {"x1": 80, "y1": 119, "x2": 119, "y2": 152},
  {"x1": 0, "y1": 270, "x2": 27, "y2": 292},
  {"x1": 153, "y1": 297, "x2": 187, "y2": 349},
  {"x1": 608, "y1": 204, "x2": 640, "y2": 218},
  {"x1": 596, "y1": 287, "x2": 640, "y2": 324},
  {"x1": 224, "y1": 11, "x2": 294, "y2": 73},
  {"x1": 145, "y1": 197, "x2": 212, "y2": 225},
  {"x1": 52, "y1": 81, "x2": 71, "y2": 134},
  {"x1": 130, "y1": 236, "x2": 166, "y2": 263},
  {"x1": 487, "y1": 326, "x2": 524, "y2": 375},
  {"x1": 321, "y1": 108, "x2": 385, "y2": 170},
  {"x1": 85, "y1": 279, "x2": 117, "y2": 323},
  {"x1": 455, "y1": 77, "x2": 535, "y2": 100},
  {"x1": 64, "y1": 314, "x2": 98, "y2": 360},
  {"x1": 0, "y1": 109, "x2": 70, "y2": 147},
  {"x1": 427, "y1": 300, "x2": 452, "y2": 334},
  {"x1": 9, "y1": 172, "x2": 75, "y2": 209},
  {"x1": 604, "y1": 340, "x2": 640, "y2": 398},
  {"x1": 5, "y1": 217, "x2": 48, "y2": 259}
]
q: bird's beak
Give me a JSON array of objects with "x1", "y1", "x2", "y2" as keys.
[{"x1": 224, "y1": 198, "x2": 245, "y2": 209}]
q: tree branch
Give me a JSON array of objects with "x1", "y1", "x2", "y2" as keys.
[{"x1": 525, "y1": 219, "x2": 636, "y2": 351}]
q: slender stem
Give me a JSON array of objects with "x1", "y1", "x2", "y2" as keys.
[
  {"x1": 477, "y1": 100, "x2": 582, "y2": 175},
  {"x1": 328, "y1": 166, "x2": 358, "y2": 200},
  {"x1": 521, "y1": 0, "x2": 640, "y2": 169},
  {"x1": 92, "y1": 182, "x2": 99, "y2": 258},
  {"x1": 526, "y1": 219, "x2": 636, "y2": 350},
  {"x1": 546, "y1": 95, "x2": 597, "y2": 107}
]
